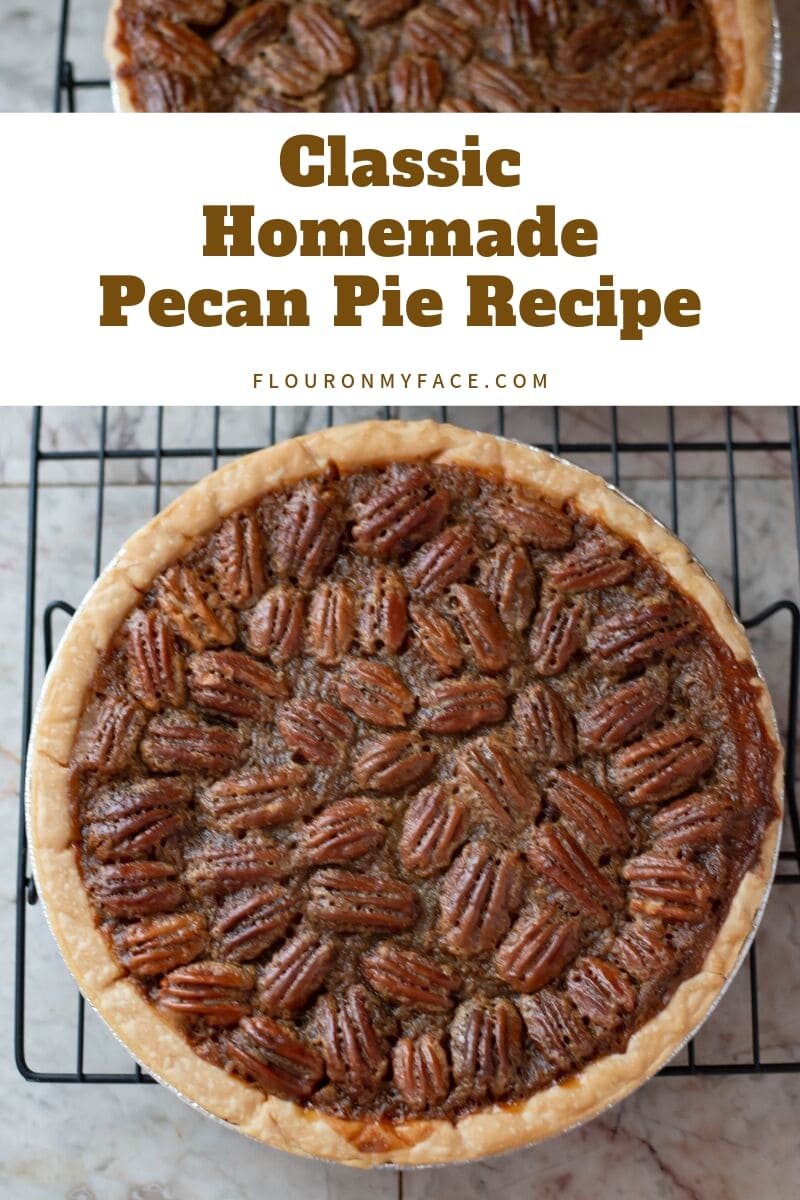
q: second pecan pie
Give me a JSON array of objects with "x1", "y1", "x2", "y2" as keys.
[{"x1": 28, "y1": 419, "x2": 781, "y2": 1166}]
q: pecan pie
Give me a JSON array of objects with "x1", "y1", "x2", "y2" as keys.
[
  {"x1": 28, "y1": 420, "x2": 782, "y2": 1166},
  {"x1": 105, "y1": 0, "x2": 775, "y2": 111}
]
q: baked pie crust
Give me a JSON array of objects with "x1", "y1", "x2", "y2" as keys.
[
  {"x1": 28, "y1": 420, "x2": 782, "y2": 1167},
  {"x1": 105, "y1": 0, "x2": 775, "y2": 113}
]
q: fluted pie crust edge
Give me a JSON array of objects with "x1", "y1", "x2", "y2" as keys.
[{"x1": 27, "y1": 420, "x2": 783, "y2": 1167}]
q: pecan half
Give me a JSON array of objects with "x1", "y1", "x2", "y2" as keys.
[
  {"x1": 211, "y1": 512, "x2": 266, "y2": 607},
  {"x1": 556, "y1": 15, "x2": 625, "y2": 72},
  {"x1": 226, "y1": 1015, "x2": 323, "y2": 1100},
  {"x1": 392, "y1": 1032, "x2": 450, "y2": 1110},
  {"x1": 529, "y1": 592, "x2": 586, "y2": 676},
  {"x1": 494, "y1": 905, "x2": 581, "y2": 993},
  {"x1": 547, "y1": 532, "x2": 633, "y2": 592},
  {"x1": 577, "y1": 672, "x2": 669, "y2": 753},
  {"x1": 288, "y1": 3, "x2": 356, "y2": 76},
  {"x1": 140, "y1": 0, "x2": 226, "y2": 23},
  {"x1": 493, "y1": 0, "x2": 539, "y2": 62},
  {"x1": 463, "y1": 59, "x2": 542, "y2": 112},
  {"x1": 438, "y1": 842, "x2": 523, "y2": 958},
  {"x1": 478, "y1": 543, "x2": 536, "y2": 634},
  {"x1": 334, "y1": 74, "x2": 387, "y2": 111},
  {"x1": 114, "y1": 912, "x2": 207, "y2": 977},
  {"x1": 541, "y1": 72, "x2": 624, "y2": 112},
  {"x1": 203, "y1": 765, "x2": 313, "y2": 833},
  {"x1": 251, "y1": 43, "x2": 325, "y2": 97},
  {"x1": 77, "y1": 697, "x2": 147, "y2": 776},
  {"x1": 132, "y1": 68, "x2": 197, "y2": 112},
  {"x1": 140, "y1": 713, "x2": 246, "y2": 774},
  {"x1": 158, "y1": 961, "x2": 253, "y2": 1026},
  {"x1": 246, "y1": 585, "x2": 305, "y2": 665},
  {"x1": 156, "y1": 566, "x2": 236, "y2": 652},
  {"x1": 625, "y1": 20, "x2": 710, "y2": 90},
  {"x1": 303, "y1": 798, "x2": 386, "y2": 865},
  {"x1": 336, "y1": 660, "x2": 415, "y2": 727},
  {"x1": 346, "y1": 0, "x2": 415, "y2": 29},
  {"x1": 186, "y1": 835, "x2": 286, "y2": 896},
  {"x1": 609, "y1": 723, "x2": 716, "y2": 807},
  {"x1": 458, "y1": 737, "x2": 540, "y2": 828},
  {"x1": 91, "y1": 861, "x2": 185, "y2": 919},
  {"x1": 489, "y1": 488, "x2": 573, "y2": 547},
  {"x1": 133, "y1": 18, "x2": 219, "y2": 77},
  {"x1": 450, "y1": 998, "x2": 524, "y2": 1098},
  {"x1": 352, "y1": 732, "x2": 436, "y2": 792},
  {"x1": 213, "y1": 885, "x2": 299, "y2": 961},
  {"x1": 633, "y1": 87, "x2": 718, "y2": 113},
  {"x1": 276, "y1": 698, "x2": 354, "y2": 764},
  {"x1": 547, "y1": 769, "x2": 630, "y2": 855},
  {"x1": 84, "y1": 777, "x2": 191, "y2": 861},
  {"x1": 623, "y1": 853, "x2": 712, "y2": 922},
  {"x1": 307, "y1": 581, "x2": 356, "y2": 666},
  {"x1": 610, "y1": 921, "x2": 675, "y2": 983},
  {"x1": 402, "y1": 5, "x2": 473, "y2": 64},
  {"x1": 258, "y1": 930, "x2": 337, "y2": 1015},
  {"x1": 517, "y1": 988, "x2": 595, "y2": 1070},
  {"x1": 448, "y1": 584, "x2": 512, "y2": 673},
  {"x1": 127, "y1": 610, "x2": 185, "y2": 711},
  {"x1": 588, "y1": 597, "x2": 695, "y2": 671},
  {"x1": 512, "y1": 683, "x2": 576, "y2": 764},
  {"x1": 358, "y1": 567, "x2": 407, "y2": 654},
  {"x1": 409, "y1": 604, "x2": 464, "y2": 676},
  {"x1": 406, "y1": 525, "x2": 477, "y2": 597},
  {"x1": 312, "y1": 985, "x2": 391, "y2": 1093},
  {"x1": 187, "y1": 649, "x2": 287, "y2": 718},
  {"x1": 525, "y1": 827, "x2": 620, "y2": 925},
  {"x1": 272, "y1": 481, "x2": 344, "y2": 586},
  {"x1": 651, "y1": 789, "x2": 731, "y2": 852},
  {"x1": 390, "y1": 55, "x2": 444, "y2": 111},
  {"x1": 211, "y1": 1, "x2": 287, "y2": 65},
  {"x1": 308, "y1": 868, "x2": 417, "y2": 932},
  {"x1": 361, "y1": 943, "x2": 460, "y2": 1012},
  {"x1": 418, "y1": 678, "x2": 507, "y2": 734},
  {"x1": 398, "y1": 783, "x2": 468, "y2": 877},
  {"x1": 351, "y1": 466, "x2": 449, "y2": 557},
  {"x1": 566, "y1": 957, "x2": 635, "y2": 1030}
]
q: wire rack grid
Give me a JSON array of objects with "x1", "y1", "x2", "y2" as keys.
[{"x1": 14, "y1": 405, "x2": 800, "y2": 1092}]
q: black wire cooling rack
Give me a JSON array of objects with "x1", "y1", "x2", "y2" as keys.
[
  {"x1": 54, "y1": 0, "x2": 111, "y2": 111},
  {"x1": 15, "y1": 405, "x2": 800, "y2": 1090}
]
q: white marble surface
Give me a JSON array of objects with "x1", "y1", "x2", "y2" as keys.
[{"x1": 2, "y1": 405, "x2": 799, "y2": 1200}]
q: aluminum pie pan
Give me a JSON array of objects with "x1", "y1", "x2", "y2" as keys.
[{"x1": 25, "y1": 436, "x2": 783, "y2": 1169}]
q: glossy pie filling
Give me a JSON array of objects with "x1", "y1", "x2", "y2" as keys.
[
  {"x1": 112, "y1": 0, "x2": 726, "y2": 113},
  {"x1": 71, "y1": 462, "x2": 776, "y2": 1120}
]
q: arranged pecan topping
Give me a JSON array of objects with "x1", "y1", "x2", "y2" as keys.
[
  {"x1": 130, "y1": 67, "x2": 197, "y2": 112},
  {"x1": 288, "y1": 3, "x2": 356, "y2": 75},
  {"x1": 351, "y1": 466, "x2": 449, "y2": 558},
  {"x1": 127, "y1": 610, "x2": 185, "y2": 712},
  {"x1": 358, "y1": 567, "x2": 408, "y2": 655},
  {"x1": 245, "y1": 585, "x2": 305, "y2": 665},
  {"x1": 132, "y1": 18, "x2": 219, "y2": 77},
  {"x1": 490, "y1": 488, "x2": 573, "y2": 549},
  {"x1": 567, "y1": 957, "x2": 635, "y2": 1030},
  {"x1": 91, "y1": 860, "x2": 185, "y2": 919},
  {"x1": 352, "y1": 732, "x2": 436, "y2": 792},
  {"x1": 312, "y1": 985, "x2": 391, "y2": 1093},
  {"x1": 529, "y1": 592, "x2": 586, "y2": 676},
  {"x1": 547, "y1": 532, "x2": 633, "y2": 592},
  {"x1": 490, "y1": 0, "x2": 539, "y2": 60},
  {"x1": 418, "y1": 678, "x2": 507, "y2": 734},
  {"x1": 139, "y1": 0, "x2": 226, "y2": 23},
  {"x1": 547, "y1": 769, "x2": 630, "y2": 855},
  {"x1": 458, "y1": 737, "x2": 540, "y2": 828},
  {"x1": 157, "y1": 566, "x2": 236, "y2": 652},
  {"x1": 114, "y1": 912, "x2": 207, "y2": 978},
  {"x1": 307, "y1": 581, "x2": 356, "y2": 666},
  {"x1": 541, "y1": 72, "x2": 624, "y2": 111},
  {"x1": 334, "y1": 73, "x2": 386, "y2": 111},
  {"x1": 495, "y1": 905, "x2": 581, "y2": 993},
  {"x1": 84, "y1": 777, "x2": 191, "y2": 861},
  {"x1": 258, "y1": 930, "x2": 337, "y2": 1015},
  {"x1": 525, "y1": 827, "x2": 620, "y2": 925},
  {"x1": 448, "y1": 584, "x2": 512, "y2": 673},
  {"x1": 398, "y1": 783, "x2": 468, "y2": 877},
  {"x1": 577, "y1": 672, "x2": 669, "y2": 753},
  {"x1": 633, "y1": 87, "x2": 718, "y2": 112},
  {"x1": 186, "y1": 650, "x2": 287, "y2": 718},
  {"x1": 336, "y1": 659, "x2": 415, "y2": 728},
  {"x1": 651, "y1": 789, "x2": 731, "y2": 851},
  {"x1": 140, "y1": 713, "x2": 247, "y2": 773},
  {"x1": 624, "y1": 853, "x2": 713, "y2": 922},
  {"x1": 186, "y1": 835, "x2": 286, "y2": 896},
  {"x1": 158, "y1": 961, "x2": 253, "y2": 1026},
  {"x1": 450, "y1": 998, "x2": 524, "y2": 1099},
  {"x1": 610, "y1": 922, "x2": 675, "y2": 983},
  {"x1": 438, "y1": 842, "x2": 523, "y2": 958},
  {"x1": 518, "y1": 988, "x2": 595, "y2": 1070},
  {"x1": 610, "y1": 723, "x2": 716, "y2": 807},
  {"x1": 272, "y1": 481, "x2": 343, "y2": 587},
  {"x1": 78, "y1": 696, "x2": 147, "y2": 775},
  {"x1": 346, "y1": 0, "x2": 415, "y2": 30},
  {"x1": 625, "y1": 20, "x2": 710, "y2": 90},
  {"x1": 308, "y1": 868, "x2": 417, "y2": 932},
  {"x1": 406, "y1": 525, "x2": 477, "y2": 597},
  {"x1": 556, "y1": 14, "x2": 625, "y2": 72},
  {"x1": 251, "y1": 43, "x2": 325, "y2": 96},
  {"x1": 226, "y1": 1015, "x2": 324, "y2": 1100},
  {"x1": 277, "y1": 698, "x2": 354, "y2": 764},
  {"x1": 588, "y1": 597, "x2": 695, "y2": 671},
  {"x1": 213, "y1": 885, "x2": 299, "y2": 961},
  {"x1": 211, "y1": 1, "x2": 287, "y2": 65},
  {"x1": 203, "y1": 765, "x2": 313, "y2": 833},
  {"x1": 303, "y1": 798, "x2": 387, "y2": 865},
  {"x1": 390, "y1": 55, "x2": 444, "y2": 111},
  {"x1": 403, "y1": 5, "x2": 473, "y2": 63},
  {"x1": 211, "y1": 512, "x2": 266, "y2": 607},
  {"x1": 409, "y1": 604, "x2": 464, "y2": 676},
  {"x1": 361, "y1": 943, "x2": 460, "y2": 1012},
  {"x1": 478, "y1": 543, "x2": 536, "y2": 634},
  {"x1": 513, "y1": 682, "x2": 576, "y2": 764},
  {"x1": 463, "y1": 58, "x2": 542, "y2": 112},
  {"x1": 392, "y1": 1032, "x2": 450, "y2": 1110}
]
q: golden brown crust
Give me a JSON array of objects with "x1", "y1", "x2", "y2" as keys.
[{"x1": 28, "y1": 420, "x2": 783, "y2": 1167}]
